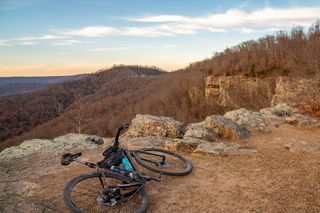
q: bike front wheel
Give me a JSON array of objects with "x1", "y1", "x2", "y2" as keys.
[
  {"x1": 133, "y1": 148, "x2": 192, "y2": 176},
  {"x1": 63, "y1": 172, "x2": 149, "y2": 213}
]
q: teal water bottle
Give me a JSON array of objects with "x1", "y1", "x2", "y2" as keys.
[{"x1": 121, "y1": 157, "x2": 133, "y2": 171}]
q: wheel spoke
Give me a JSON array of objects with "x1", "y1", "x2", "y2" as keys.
[{"x1": 134, "y1": 148, "x2": 192, "y2": 176}]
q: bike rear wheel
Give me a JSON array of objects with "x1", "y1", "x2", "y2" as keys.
[
  {"x1": 64, "y1": 172, "x2": 149, "y2": 213},
  {"x1": 133, "y1": 148, "x2": 192, "y2": 176}
]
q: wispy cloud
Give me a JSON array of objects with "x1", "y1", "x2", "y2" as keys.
[
  {"x1": 52, "y1": 39, "x2": 86, "y2": 46},
  {"x1": 19, "y1": 41, "x2": 37, "y2": 45},
  {"x1": 164, "y1": 44, "x2": 180, "y2": 48},
  {"x1": 15, "y1": 34, "x2": 67, "y2": 41},
  {"x1": 240, "y1": 28, "x2": 254, "y2": 34},
  {"x1": 91, "y1": 46, "x2": 134, "y2": 52},
  {"x1": 56, "y1": 7, "x2": 320, "y2": 38},
  {"x1": 60, "y1": 26, "x2": 119, "y2": 37},
  {"x1": 0, "y1": 39, "x2": 12, "y2": 46},
  {"x1": 127, "y1": 7, "x2": 320, "y2": 34},
  {"x1": 2, "y1": 6, "x2": 320, "y2": 49},
  {"x1": 208, "y1": 28, "x2": 227, "y2": 33},
  {"x1": 58, "y1": 25, "x2": 189, "y2": 37}
]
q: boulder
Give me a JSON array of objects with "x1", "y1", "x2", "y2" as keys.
[
  {"x1": 224, "y1": 108, "x2": 271, "y2": 132},
  {"x1": 183, "y1": 122, "x2": 220, "y2": 141},
  {"x1": 0, "y1": 139, "x2": 52, "y2": 160},
  {"x1": 204, "y1": 115, "x2": 250, "y2": 140},
  {"x1": 285, "y1": 113, "x2": 320, "y2": 129},
  {"x1": 193, "y1": 142, "x2": 257, "y2": 156},
  {"x1": 166, "y1": 138, "x2": 208, "y2": 152},
  {"x1": 127, "y1": 114, "x2": 184, "y2": 138},
  {"x1": 121, "y1": 136, "x2": 173, "y2": 147},
  {"x1": 260, "y1": 103, "x2": 320, "y2": 129},
  {"x1": 260, "y1": 103, "x2": 299, "y2": 117}
]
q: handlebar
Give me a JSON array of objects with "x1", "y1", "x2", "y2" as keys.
[{"x1": 114, "y1": 124, "x2": 130, "y2": 148}]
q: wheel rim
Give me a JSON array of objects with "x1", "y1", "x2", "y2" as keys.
[
  {"x1": 69, "y1": 174, "x2": 145, "y2": 213},
  {"x1": 136, "y1": 150, "x2": 188, "y2": 173}
]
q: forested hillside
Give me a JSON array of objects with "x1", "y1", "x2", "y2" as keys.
[
  {"x1": 1, "y1": 22, "x2": 320, "y2": 150},
  {"x1": 185, "y1": 21, "x2": 320, "y2": 78}
]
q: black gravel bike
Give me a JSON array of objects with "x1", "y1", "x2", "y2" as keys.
[{"x1": 61, "y1": 124, "x2": 192, "y2": 213}]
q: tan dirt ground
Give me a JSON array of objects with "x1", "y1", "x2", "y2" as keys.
[{"x1": 1, "y1": 124, "x2": 320, "y2": 213}]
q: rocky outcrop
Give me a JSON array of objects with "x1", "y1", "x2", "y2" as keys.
[
  {"x1": 183, "y1": 122, "x2": 219, "y2": 141},
  {"x1": 127, "y1": 114, "x2": 184, "y2": 138},
  {"x1": 260, "y1": 103, "x2": 320, "y2": 129},
  {"x1": 205, "y1": 75, "x2": 319, "y2": 109},
  {"x1": 271, "y1": 76, "x2": 319, "y2": 106},
  {"x1": 205, "y1": 75, "x2": 275, "y2": 108},
  {"x1": 0, "y1": 133, "x2": 103, "y2": 160},
  {"x1": 2, "y1": 104, "x2": 318, "y2": 160},
  {"x1": 224, "y1": 103, "x2": 320, "y2": 132},
  {"x1": 204, "y1": 115, "x2": 251, "y2": 140},
  {"x1": 224, "y1": 108, "x2": 271, "y2": 132}
]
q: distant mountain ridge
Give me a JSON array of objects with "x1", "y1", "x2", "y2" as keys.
[{"x1": 0, "y1": 75, "x2": 86, "y2": 96}]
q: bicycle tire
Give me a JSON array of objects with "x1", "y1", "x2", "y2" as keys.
[
  {"x1": 133, "y1": 148, "x2": 192, "y2": 176},
  {"x1": 64, "y1": 172, "x2": 149, "y2": 213}
]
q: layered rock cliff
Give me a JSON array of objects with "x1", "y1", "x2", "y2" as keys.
[{"x1": 205, "y1": 75, "x2": 319, "y2": 109}]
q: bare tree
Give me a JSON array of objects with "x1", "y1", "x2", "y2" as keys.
[{"x1": 65, "y1": 95, "x2": 90, "y2": 134}]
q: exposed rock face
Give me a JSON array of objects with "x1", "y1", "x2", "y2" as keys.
[
  {"x1": 205, "y1": 75, "x2": 275, "y2": 108},
  {"x1": 127, "y1": 114, "x2": 184, "y2": 138},
  {"x1": 205, "y1": 75, "x2": 319, "y2": 109},
  {"x1": 204, "y1": 115, "x2": 251, "y2": 140},
  {"x1": 194, "y1": 142, "x2": 257, "y2": 156},
  {"x1": 271, "y1": 76, "x2": 319, "y2": 106},
  {"x1": 183, "y1": 122, "x2": 219, "y2": 141},
  {"x1": 0, "y1": 133, "x2": 103, "y2": 160}
]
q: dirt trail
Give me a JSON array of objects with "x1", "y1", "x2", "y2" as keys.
[{"x1": 1, "y1": 125, "x2": 320, "y2": 212}]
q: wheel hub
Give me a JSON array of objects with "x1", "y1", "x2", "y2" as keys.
[{"x1": 97, "y1": 186, "x2": 122, "y2": 206}]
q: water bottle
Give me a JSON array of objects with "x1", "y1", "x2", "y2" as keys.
[{"x1": 121, "y1": 157, "x2": 133, "y2": 171}]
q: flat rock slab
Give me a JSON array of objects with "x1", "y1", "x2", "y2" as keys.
[
  {"x1": 194, "y1": 142, "x2": 257, "y2": 156},
  {"x1": 0, "y1": 133, "x2": 104, "y2": 160},
  {"x1": 204, "y1": 115, "x2": 251, "y2": 140}
]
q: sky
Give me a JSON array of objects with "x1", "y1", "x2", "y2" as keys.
[{"x1": 1, "y1": 0, "x2": 320, "y2": 76}]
